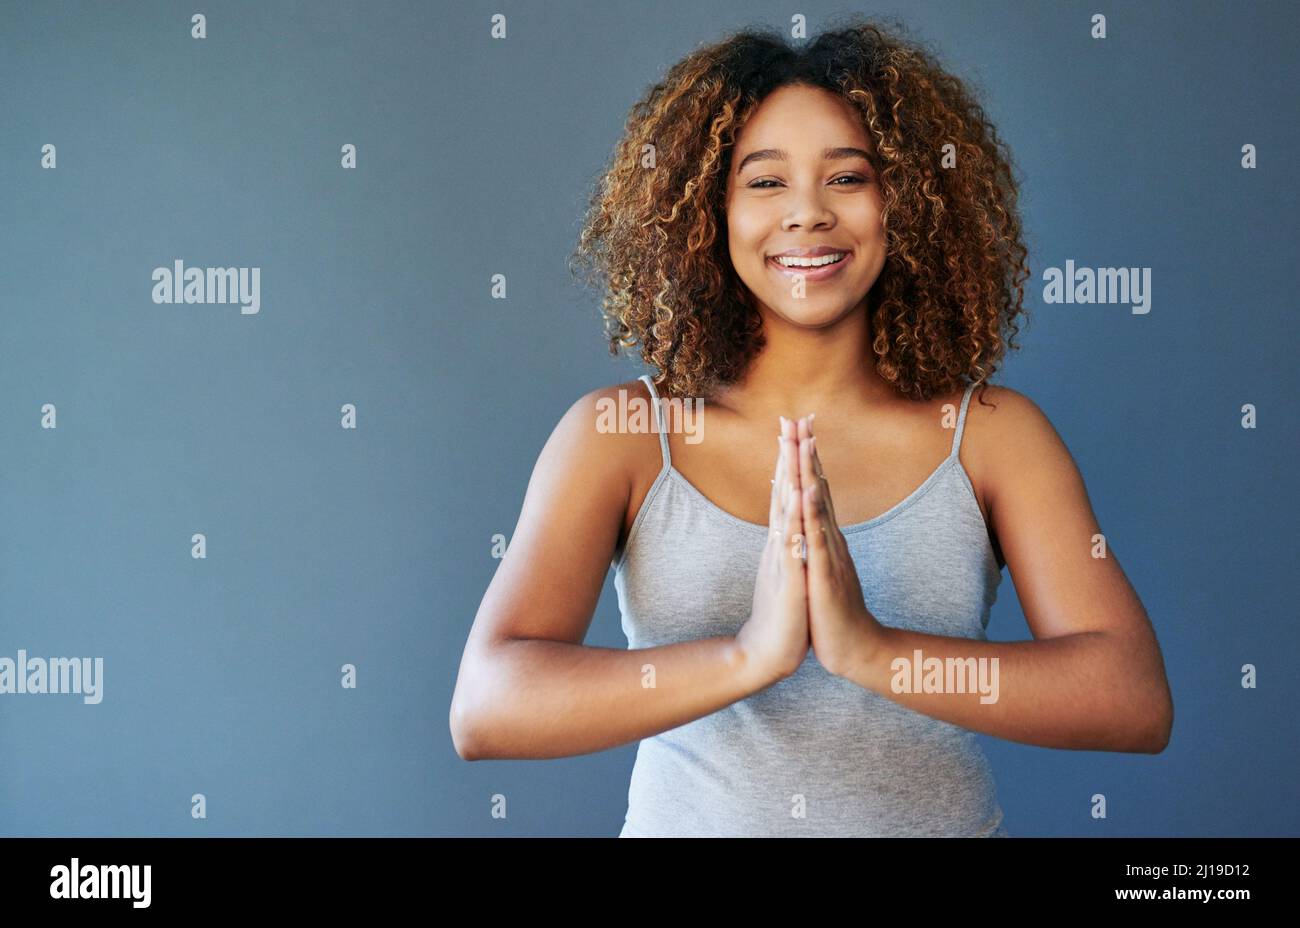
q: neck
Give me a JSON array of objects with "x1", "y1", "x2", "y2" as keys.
[{"x1": 715, "y1": 297, "x2": 898, "y2": 420}]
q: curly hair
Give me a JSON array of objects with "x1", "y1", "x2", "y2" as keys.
[{"x1": 567, "y1": 17, "x2": 1030, "y2": 405}]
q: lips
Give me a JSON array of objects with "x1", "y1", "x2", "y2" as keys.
[
  {"x1": 769, "y1": 245, "x2": 849, "y2": 258},
  {"x1": 766, "y1": 251, "x2": 852, "y2": 281}
]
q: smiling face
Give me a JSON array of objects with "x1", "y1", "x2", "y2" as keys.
[{"x1": 724, "y1": 82, "x2": 887, "y2": 329}]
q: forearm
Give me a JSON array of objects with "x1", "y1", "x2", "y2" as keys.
[
  {"x1": 455, "y1": 635, "x2": 777, "y2": 759},
  {"x1": 836, "y1": 624, "x2": 1172, "y2": 752}
]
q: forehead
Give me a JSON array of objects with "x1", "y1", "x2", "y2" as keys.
[{"x1": 734, "y1": 84, "x2": 871, "y2": 151}]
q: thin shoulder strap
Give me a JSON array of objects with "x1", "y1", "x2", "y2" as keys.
[
  {"x1": 638, "y1": 373, "x2": 672, "y2": 470},
  {"x1": 949, "y1": 381, "x2": 977, "y2": 457}
]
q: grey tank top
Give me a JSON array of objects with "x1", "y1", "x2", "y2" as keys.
[{"x1": 612, "y1": 373, "x2": 1009, "y2": 837}]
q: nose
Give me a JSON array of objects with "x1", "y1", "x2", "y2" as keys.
[{"x1": 780, "y1": 186, "x2": 835, "y2": 232}]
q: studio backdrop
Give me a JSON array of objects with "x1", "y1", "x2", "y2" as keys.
[{"x1": 1, "y1": 0, "x2": 1296, "y2": 836}]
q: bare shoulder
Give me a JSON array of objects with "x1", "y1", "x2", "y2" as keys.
[
  {"x1": 508, "y1": 377, "x2": 660, "y2": 567},
  {"x1": 965, "y1": 382, "x2": 1058, "y2": 438},
  {"x1": 545, "y1": 378, "x2": 653, "y2": 476},
  {"x1": 960, "y1": 382, "x2": 1079, "y2": 510},
  {"x1": 966, "y1": 382, "x2": 1065, "y2": 444},
  {"x1": 546, "y1": 377, "x2": 664, "y2": 547}
]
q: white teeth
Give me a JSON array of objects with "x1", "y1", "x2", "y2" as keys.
[{"x1": 773, "y1": 252, "x2": 847, "y2": 268}]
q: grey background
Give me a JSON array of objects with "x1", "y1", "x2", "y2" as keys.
[{"x1": 1, "y1": 0, "x2": 1296, "y2": 835}]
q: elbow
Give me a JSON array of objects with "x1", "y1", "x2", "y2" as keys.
[
  {"x1": 449, "y1": 638, "x2": 501, "y2": 761},
  {"x1": 450, "y1": 639, "x2": 516, "y2": 761},
  {"x1": 449, "y1": 695, "x2": 482, "y2": 761},
  {"x1": 450, "y1": 656, "x2": 498, "y2": 761},
  {"x1": 1136, "y1": 687, "x2": 1174, "y2": 754}
]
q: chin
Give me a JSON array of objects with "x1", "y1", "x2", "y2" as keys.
[{"x1": 771, "y1": 301, "x2": 856, "y2": 328}]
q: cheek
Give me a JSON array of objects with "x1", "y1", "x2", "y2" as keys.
[
  {"x1": 726, "y1": 205, "x2": 768, "y2": 258},
  {"x1": 728, "y1": 200, "x2": 764, "y2": 236},
  {"x1": 841, "y1": 198, "x2": 884, "y2": 239},
  {"x1": 858, "y1": 198, "x2": 887, "y2": 240}
]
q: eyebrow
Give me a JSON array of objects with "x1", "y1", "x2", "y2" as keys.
[{"x1": 735, "y1": 146, "x2": 874, "y2": 174}]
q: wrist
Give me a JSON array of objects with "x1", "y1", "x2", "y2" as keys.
[
  {"x1": 727, "y1": 635, "x2": 789, "y2": 691},
  {"x1": 837, "y1": 613, "x2": 890, "y2": 682}
]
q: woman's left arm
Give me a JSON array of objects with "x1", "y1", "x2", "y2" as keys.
[{"x1": 796, "y1": 391, "x2": 1174, "y2": 754}]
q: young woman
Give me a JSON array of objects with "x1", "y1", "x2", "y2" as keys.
[{"x1": 450, "y1": 20, "x2": 1173, "y2": 837}]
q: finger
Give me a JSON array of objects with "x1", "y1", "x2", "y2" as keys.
[
  {"x1": 784, "y1": 478, "x2": 806, "y2": 565},
  {"x1": 809, "y1": 435, "x2": 839, "y2": 528},
  {"x1": 798, "y1": 418, "x2": 816, "y2": 497},
  {"x1": 785, "y1": 419, "x2": 804, "y2": 564},
  {"x1": 784, "y1": 416, "x2": 801, "y2": 506},
  {"x1": 796, "y1": 416, "x2": 826, "y2": 538},
  {"x1": 810, "y1": 435, "x2": 852, "y2": 561},
  {"x1": 781, "y1": 415, "x2": 798, "y2": 500},
  {"x1": 798, "y1": 427, "x2": 830, "y2": 557},
  {"x1": 802, "y1": 466, "x2": 832, "y2": 569}
]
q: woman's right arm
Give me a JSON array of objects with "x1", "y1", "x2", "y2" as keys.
[{"x1": 448, "y1": 383, "x2": 805, "y2": 760}]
